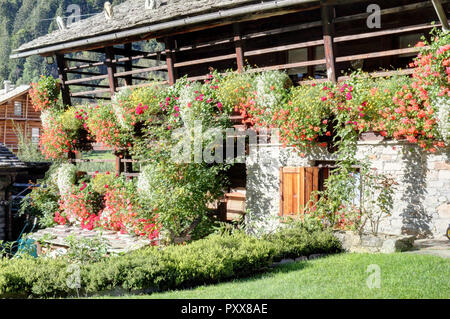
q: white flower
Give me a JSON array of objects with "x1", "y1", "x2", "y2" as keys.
[
  {"x1": 56, "y1": 164, "x2": 77, "y2": 196},
  {"x1": 178, "y1": 83, "x2": 201, "y2": 128},
  {"x1": 40, "y1": 109, "x2": 52, "y2": 129},
  {"x1": 434, "y1": 97, "x2": 450, "y2": 144},
  {"x1": 136, "y1": 164, "x2": 157, "y2": 200},
  {"x1": 111, "y1": 87, "x2": 133, "y2": 130},
  {"x1": 255, "y1": 71, "x2": 291, "y2": 112}
]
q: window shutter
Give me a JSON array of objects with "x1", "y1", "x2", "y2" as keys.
[{"x1": 280, "y1": 167, "x2": 320, "y2": 216}]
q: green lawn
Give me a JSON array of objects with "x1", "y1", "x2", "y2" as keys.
[{"x1": 102, "y1": 253, "x2": 449, "y2": 299}]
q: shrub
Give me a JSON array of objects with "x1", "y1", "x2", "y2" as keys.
[
  {"x1": 29, "y1": 75, "x2": 62, "y2": 112},
  {"x1": 0, "y1": 227, "x2": 341, "y2": 298},
  {"x1": 137, "y1": 162, "x2": 225, "y2": 243},
  {"x1": 264, "y1": 226, "x2": 342, "y2": 260},
  {"x1": 19, "y1": 164, "x2": 61, "y2": 228}
]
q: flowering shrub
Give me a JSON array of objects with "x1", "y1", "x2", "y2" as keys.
[
  {"x1": 137, "y1": 162, "x2": 224, "y2": 243},
  {"x1": 29, "y1": 75, "x2": 62, "y2": 112},
  {"x1": 39, "y1": 106, "x2": 92, "y2": 159},
  {"x1": 111, "y1": 84, "x2": 165, "y2": 133},
  {"x1": 52, "y1": 171, "x2": 160, "y2": 239},
  {"x1": 85, "y1": 102, "x2": 131, "y2": 152},
  {"x1": 55, "y1": 164, "x2": 77, "y2": 196},
  {"x1": 272, "y1": 83, "x2": 331, "y2": 151}
]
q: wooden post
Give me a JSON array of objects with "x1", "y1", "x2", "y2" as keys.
[
  {"x1": 307, "y1": 46, "x2": 315, "y2": 79},
  {"x1": 233, "y1": 24, "x2": 245, "y2": 73},
  {"x1": 115, "y1": 156, "x2": 123, "y2": 176},
  {"x1": 55, "y1": 54, "x2": 72, "y2": 106},
  {"x1": 321, "y1": 2, "x2": 337, "y2": 83},
  {"x1": 124, "y1": 43, "x2": 133, "y2": 86},
  {"x1": 164, "y1": 38, "x2": 177, "y2": 85},
  {"x1": 105, "y1": 46, "x2": 118, "y2": 96}
]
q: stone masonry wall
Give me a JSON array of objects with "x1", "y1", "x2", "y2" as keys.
[{"x1": 246, "y1": 137, "x2": 450, "y2": 239}]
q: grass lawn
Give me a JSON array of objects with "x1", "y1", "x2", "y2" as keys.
[{"x1": 103, "y1": 253, "x2": 449, "y2": 299}]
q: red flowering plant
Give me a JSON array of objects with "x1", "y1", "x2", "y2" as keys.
[
  {"x1": 84, "y1": 102, "x2": 132, "y2": 153},
  {"x1": 163, "y1": 73, "x2": 232, "y2": 131},
  {"x1": 55, "y1": 170, "x2": 159, "y2": 240},
  {"x1": 40, "y1": 106, "x2": 92, "y2": 159},
  {"x1": 56, "y1": 180, "x2": 103, "y2": 230},
  {"x1": 241, "y1": 70, "x2": 293, "y2": 128},
  {"x1": 97, "y1": 173, "x2": 159, "y2": 240},
  {"x1": 29, "y1": 75, "x2": 62, "y2": 112},
  {"x1": 271, "y1": 82, "x2": 332, "y2": 152},
  {"x1": 410, "y1": 28, "x2": 450, "y2": 103},
  {"x1": 111, "y1": 84, "x2": 166, "y2": 136}
]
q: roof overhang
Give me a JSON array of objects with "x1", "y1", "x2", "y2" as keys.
[{"x1": 11, "y1": 0, "x2": 322, "y2": 59}]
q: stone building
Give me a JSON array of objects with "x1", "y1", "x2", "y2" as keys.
[{"x1": 246, "y1": 133, "x2": 450, "y2": 239}]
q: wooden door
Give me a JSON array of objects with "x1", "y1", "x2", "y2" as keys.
[{"x1": 280, "y1": 167, "x2": 322, "y2": 216}]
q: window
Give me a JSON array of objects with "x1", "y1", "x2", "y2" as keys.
[
  {"x1": 31, "y1": 128, "x2": 39, "y2": 144},
  {"x1": 279, "y1": 167, "x2": 320, "y2": 216},
  {"x1": 14, "y1": 101, "x2": 22, "y2": 116}
]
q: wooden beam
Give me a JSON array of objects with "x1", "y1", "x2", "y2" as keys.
[
  {"x1": 335, "y1": 47, "x2": 424, "y2": 63},
  {"x1": 173, "y1": 53, "x2": 237, "y2": 68},
  {"x1": 70, "y1": 88, "x2": 112, "y2": 97},
  {"x1": 244, "y1": 39, "x2": 323, "y2": 57},
  {"x1": 165, "y1": 38, "x2": 177, "y2": 85},
  {"x1": 65, "y1": 74, "x2": 108, "y2": 85},
  {"x1": 105, "y1": 47, "x2": 118, "y2": 95},
  {"x1": 55, "y1": 54, "x2": 72, "y2": 106},
  {"x1": 124, "y1": 43, "x2": 133, "y2": 86},
  {"x1": 307, "y1": 46, "x2": 315, "y2": 78},
  {"x1": 113, "y1": 65, "x2": 168, "y2": 77},
  {"x1": 233, "y1": 24, "x2": 245, "y2": 73},
  {"x1": 321, "y1": 2, "x2": 337, "y2": 83}
]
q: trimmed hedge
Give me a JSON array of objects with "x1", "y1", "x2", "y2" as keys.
[{"x1": 0, "y1": 228, "x2": 342, "y2": 298}]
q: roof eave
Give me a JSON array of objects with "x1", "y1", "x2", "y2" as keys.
[{"x1": 10, "y1": 0, "x2": 320, "y2": 59}]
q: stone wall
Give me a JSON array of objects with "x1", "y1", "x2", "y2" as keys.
[{"x1": 245, "y1": 136, "x2": 450, "y2": 239}]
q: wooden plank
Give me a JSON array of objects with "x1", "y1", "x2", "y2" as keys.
[
  {"x1": 165, "y1": 38, "x2": 177, "y2": 85},
  {"x1": 284, "y1": 170, "x2": 293, "y2": 215},
  {"x1": 234, "y1": 24, "x2": 245, "y2": 73},
  {"x1": 56, "y1": 54, "x2": 72, "y2": 106},
  {"x1": 321, "y1": 3, "x2": 336, "y2": 83},
  {"x1": 292, "y1": 167, "x2": 299, "y2": 214},
  {"x1": 305, "y1": 167, "x2": 313, "y2": 211},
  {"x1": 105, "y1": 46, "x2": 118, "y2": 95},
  {"x1": 335, "y1": 47, "x2": 424, "y2": 63},
  {"x1": 124, "y1": 43, "x2": 133, "y2": 86},
  {"x1": 113, "y1": 64, "x2": 168, "y2": 77},
  {"x1": 334, "y1": 23, "x2": 440, "y2": 44},
  {"x1": 174, "y1": 53, "x2": 237, "y2": 68},
  {"x1": 244, "y1": 39, "x2": 324, "y2": 57},
  {"x1": 299, "y1": 167, "x2": 305, "y2": 212},
  {"x1": 70, "y1": 88, "x2": 112, "y2": 97},
  {"x1": 334, "y1": 1, "x2": 439, "y2": 24},
  {"x1": 279, "y1": 167, "x2": 283, "y2": 216},
  {"x1": 249, "y1": 59, "x2": 326, "y2": 73},
  {"x1": 312, "y1": 166, "x2": 319, "y2": 204},
  {"x1": 337, "y1": 68, "x2": 415, "y2": 81},
  {"x1": 65, "y1": 74, "x2": 108, "y2": 85}
]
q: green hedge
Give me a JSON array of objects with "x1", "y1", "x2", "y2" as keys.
[{"x1": 0, "y1": 228, "x2": 342, "y2": 298}]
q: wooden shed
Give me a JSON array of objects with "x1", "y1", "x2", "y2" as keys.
[{"x1": 0, "y1": 82, "x2": 42, "y2": 153}]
